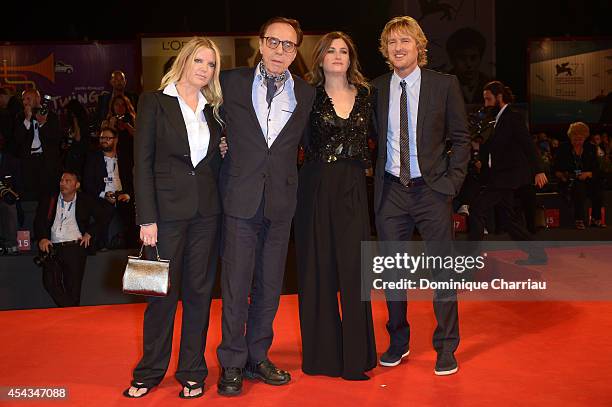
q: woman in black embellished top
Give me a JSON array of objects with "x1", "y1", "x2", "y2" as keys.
[{"x1": 295, "y1": 31, "x2": 376, "y2": 381}]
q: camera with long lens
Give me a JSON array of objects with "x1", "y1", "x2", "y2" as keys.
[
  {"x1": 33, "y1": 246, "x2": 57, "y2": 267},
  {"x1": 0, "y1": 176, "x2": 19, "y2": 205},
  {"x1": 32, "y1": 94, "x2": 53, "y2": 116}
]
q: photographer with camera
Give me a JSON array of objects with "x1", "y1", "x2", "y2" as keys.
[
  {"x1": 94, "y1": 70, "x2": 138, "y2": 129},
  {"x1": 34, "y1": 170, "x2": 98, "y2": 307},
  {"x1": 14, "y1": 89, "x2": 61, "y2": 201},
  {"x1": 0, "y1": 131, "x2": 22, "y2": 255},
  {"x1": 106, "y1": 94, "x2": 136, "y2": 166},
  {"x1": 63, "y1": 99, "x2": 93, "y2": 175},
  {"x1": 83, "y1": 126, "x2": 136, "y2": 250},
  {"x1": 553, "y1": 122, "x2": 603, "y2": 229}
]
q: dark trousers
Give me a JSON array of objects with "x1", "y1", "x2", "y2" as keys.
[
  {"x1": 132, "y1": 213, "x2": 220, "y2": 387},
  {"x1": 566, "y1": 178, "x2": 604, "y2": 222},
  {"x1": 469, "y1": 187, "x2": 534, "y2": 241},
  {"x1": 375, "y1": 177, "x2": 459, "y2": 355},
  {"x1": 43, "y1": 243, "x2": 87, "y2": 307},
  {"x1": 515, "y1": 184, "x2": 537, "y2": 234},
  {"x1": 217, "y1": 198, "x2": 292, "y2": 368},
  {"x1": 96, "y1": 198, "x2": 138, "y2": 249},
  {"x1": 295, "y1": 161, "x2": 377, "y2": 378}
]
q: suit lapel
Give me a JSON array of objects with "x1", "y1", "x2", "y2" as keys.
[
  {"x1": 157, "y1": 93, "x2": 189, "y2": 144},
  {"x1": 416, "y1": 69, "x2": 431, "y2": 148},
  {"x1": 378, "y1": 73, "x2": 392, "y2": 148}
]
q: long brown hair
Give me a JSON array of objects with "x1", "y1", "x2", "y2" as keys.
[
  {"x1": 107, "y1": 94, "x2": 136, "y2": 120},
  {"x1": 307, "y1": 31, "x2": 370, "y2": 92}
]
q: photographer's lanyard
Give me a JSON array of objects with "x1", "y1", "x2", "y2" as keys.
[{"x1": 58, "y1": 195, "x2": 74, "y2": 232}]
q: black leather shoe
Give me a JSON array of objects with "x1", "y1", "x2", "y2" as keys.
[
  {"x1": 217, "y1": 368, "x2": 242, "y2": 396},
  {"x1": 244, "y1": 359, "x2": 291, "y2": 385}
]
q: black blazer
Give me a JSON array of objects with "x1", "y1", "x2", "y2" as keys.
[
  {"x1": 134, "y1": 90, "x2": 222, "y2": 224},
  {"x1": 219, "y1": 67, "x2": 315, "y2": 221},
  {"x1": 34, "y1": 192, "x2": 98, "y2": 240},
  {"x1": 14, "y1": 111, "x2": 61, "y2": 165},
  {"x1": 83, "y1": 150, "x2": 134, "y2": 199},
  {"x1": 479, "y1": 106, "x2": 543, "y2": 189},
  {"x1": 372, "y1": 69, "x2": 471, "y2": 212}
]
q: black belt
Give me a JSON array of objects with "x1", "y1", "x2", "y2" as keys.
[
  {"x1": 384, "y1": 172, "x2": 426, "y2": 187},
  {"x1": 54, "y1": 240, "x2": 80, "y2": 247}
]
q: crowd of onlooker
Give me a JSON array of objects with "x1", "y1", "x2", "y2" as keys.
[{"x1": 0, "y1": 70, "x2": 140, "y2": 255}]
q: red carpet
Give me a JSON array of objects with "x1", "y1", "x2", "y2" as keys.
[{"x1": 1, "y1": 295, "x2": 611, "y2": 406}]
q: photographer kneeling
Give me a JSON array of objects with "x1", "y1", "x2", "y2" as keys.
[{"x1": 34, "y1": 170, "x2": 98, "y2": 306}]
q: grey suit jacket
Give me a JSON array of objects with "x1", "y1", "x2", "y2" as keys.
[
  {"x1": 219, "y1": 67, "x2": 315, "y2": 221},
  {"x1": 372, "y1": 69, "x2": 470, "y2": 212}
]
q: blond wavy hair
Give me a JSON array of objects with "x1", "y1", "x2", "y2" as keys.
[
  {"x1": 307, "y1": 31, "x2": 370, "y2": 93},
  {"x1": 159, "y1": 37, "x2": 223, "y2": 123},
  {"x1": 379, "y1": 16, "x2": 428, "y2": 69},
  {"x1": 567, "y1": 122, "x2": 590, "y2": 141}
]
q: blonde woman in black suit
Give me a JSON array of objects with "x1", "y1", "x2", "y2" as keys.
[{"x1": 123, "y1": 37, "x2": 223, "y2": 399}]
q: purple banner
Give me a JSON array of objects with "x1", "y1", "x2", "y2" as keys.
[{"x1": 0, "y1": 42, "x2": 137, "y2": 124}]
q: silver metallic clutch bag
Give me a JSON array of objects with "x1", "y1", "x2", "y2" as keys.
[{"x1": 123, "y1": 245, "x2": 170, "y2": 297}]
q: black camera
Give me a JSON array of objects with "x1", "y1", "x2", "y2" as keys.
[
  {"x1": 114, "y1": 114, "x2": 130, "y2": 123},
  {"x1": 0, "y1": 176, "x2": 19, "y2": 205},
  {"x1": 33, "y1": 246, "x2": 58, "y2": 267}
]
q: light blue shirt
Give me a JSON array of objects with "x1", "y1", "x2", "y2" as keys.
[
  {"x1": 252, "y1": 63, "x2": 297, "y2": 147},
  {"x1": 385, "y1": 67, "x2": 422, "y2": 178}
]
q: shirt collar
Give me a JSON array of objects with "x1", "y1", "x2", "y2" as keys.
[
  {"x1": 254, "y1": 62, "x2": 294, "y2": 88},
  {"x1": 163, "y1": 82, "x2": 208, "y2": 107},
  {"x1": 392, "y1": 66, "x2": 421, "y2": 89}
]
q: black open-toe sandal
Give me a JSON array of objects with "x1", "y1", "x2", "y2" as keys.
[
  {"x1": 122, "y1": 381, "x2": 155, "y2": 398},
  {"x1": 178, "y1": 382, "x2": 204, "y2": 399}
]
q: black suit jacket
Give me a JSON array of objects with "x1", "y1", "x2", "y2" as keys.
[
  {"x1": 479, "y1": 105, "x2": 543, "y2": 189},
  {"x1": 14, "y1": 111, "x2": 61, "y2": 165},
  {"x1": 34, "y1": 192, "x2": 98, "y2": 240},
  {"x1": 372, "y1": 69, "x2": 471, "y2": 212},
  {"x1": 83, "y1": 150, "x2": 134, "y2": 199},
  {"x1": 219, "y1": 67, "x2": 315, "y2": 221},
  {"x1": 134, "y1": 90, "x2": 222, "y2": 224}
]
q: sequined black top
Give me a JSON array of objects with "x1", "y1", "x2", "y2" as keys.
[{"x1": 304, "y1": 85, "x2": 373, "y2": 166}]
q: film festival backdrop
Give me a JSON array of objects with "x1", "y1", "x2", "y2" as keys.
[
  {"x1": 529, "y1": 38, "x2": 612, "y2": 126},
  {"x1": 0, "y1": 43, "x2": 138, "y2": 125}
]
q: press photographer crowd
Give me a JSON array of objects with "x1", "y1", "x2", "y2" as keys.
[{"x1": 0, "y1": 69, "x2": 610, "y2": 308}]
